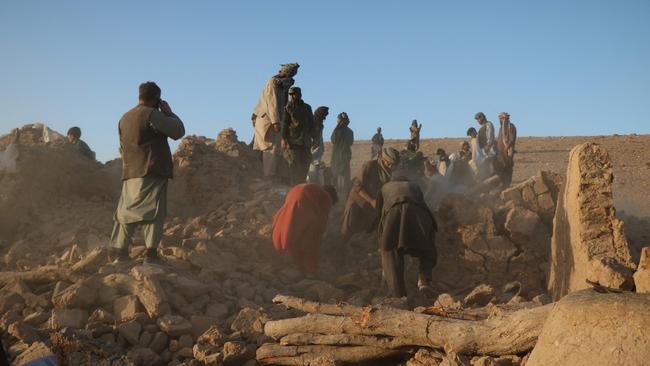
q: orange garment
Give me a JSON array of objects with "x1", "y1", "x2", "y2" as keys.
[{"x1": 272, "y1": 183, "x2": 333, "y2": 274}]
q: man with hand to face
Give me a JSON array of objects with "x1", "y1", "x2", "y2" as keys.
[{"x1": 109, "y1": 81, "x2": 185, "y2": 265}]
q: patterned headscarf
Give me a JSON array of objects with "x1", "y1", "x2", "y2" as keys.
[
  {"x1": 280, "y1": 63, "x2": 300, "y2": 77},
  {"x1": 336, "y1": 112, "x2": 350, "y2": 127},
  {"x1": 378, "y1": 147, "x2": 400, "y2": 184}
]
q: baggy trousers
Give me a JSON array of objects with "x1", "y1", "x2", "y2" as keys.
[{"x1": 381, "y1": 248, "x2": 435, "y2": 297}]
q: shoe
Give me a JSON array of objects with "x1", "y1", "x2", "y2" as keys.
[
  {"x1": 143, "y1": 248, "x2": 168, "y2": 268},
  {"x1": 108, "y1": 247, "x2": 129, "y2": 264}
]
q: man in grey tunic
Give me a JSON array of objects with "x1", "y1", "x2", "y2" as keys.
[
  {"x1": 109, "y1": 82, "x2": 185, "y2": 264},
  {"x1": 252, "y1": 63, "x2": 299, "y2": 180}
]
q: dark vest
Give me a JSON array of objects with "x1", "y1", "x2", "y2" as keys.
[{"x1": 118, "y1": 105, "x2": 173, "y2": 180}]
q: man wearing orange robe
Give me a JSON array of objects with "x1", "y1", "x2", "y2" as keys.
[{"x1": 272, "y1": 183, "x2": 338, "y2": 274}]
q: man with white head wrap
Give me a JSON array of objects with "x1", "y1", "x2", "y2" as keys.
[
  {"x1": 252, "y1": 63, "x2": 300, "y2": 180},
  {"x1": 496, "y1": 112, "x2": 517, "y2": 187}
]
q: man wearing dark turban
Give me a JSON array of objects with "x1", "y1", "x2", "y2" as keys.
[
  {"x1": 282, "y1": 86, "x2": 316, "y2": 185},
  {"x1": 330, "y1": 112, "x2": 354, "y2": 194}
]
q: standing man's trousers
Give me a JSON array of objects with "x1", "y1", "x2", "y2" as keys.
[{"x1": 381, "y1": 248, "x2": 435, "y2": 297}]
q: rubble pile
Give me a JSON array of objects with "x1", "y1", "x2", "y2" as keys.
[
  {"x1": 1, "y1": 125, "x2": 649, "y2": 366},
  {"x1": 431, "y1": 171, "x2": 563, "y2": 300}
]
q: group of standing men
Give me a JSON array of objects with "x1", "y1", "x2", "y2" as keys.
[{"x1": 251, "y1": 63, "x2": 354, "y2": 194}]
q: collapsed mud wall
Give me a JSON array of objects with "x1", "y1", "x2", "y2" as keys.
[
  {"x1": 432, "y1": 172, "x2": 562, "y2": 299},
  {"x1": 547, "y1": 143, "x2": 635, "y2": 300}
]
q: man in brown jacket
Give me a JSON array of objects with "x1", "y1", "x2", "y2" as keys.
[
  {"x1": 109, "y1": 82, "x2": 185, "y2": 264},
  {"x1": 376, "y1": 177, "x2": 437, "y2": 297}
]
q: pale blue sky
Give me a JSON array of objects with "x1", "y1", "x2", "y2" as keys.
[{"x1": 1, "y1": 0, "x2": 648, "y2": 161}]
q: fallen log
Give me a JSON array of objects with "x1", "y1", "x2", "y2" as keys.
[
  {"x1": 265, "y1": 295, "x2": 552, "y2": 356},
  {"x1": 280, "y1": 333, "x2": 426, "y2": 349},
  {"x1": 256, "y1": 343, "x2": 408, "y2": 365},
  {"x1": 0, "y1": 265, "x2": 69, "y2": 287}
]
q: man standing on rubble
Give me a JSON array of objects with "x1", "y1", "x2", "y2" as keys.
[
  {"x1": 252, "y1": 63, "x2": 300, "y2": 181},
  {"x1": 66, "y1": 126, "x2": 96, "y2": 160},
  {"x1": 371, "y1": 127, "x2": 384, "y2": 159},
  {"x1": 330, "y1": 112, "x2": 354, "y2": 195},
  {"x1": 282, "y1": 86, "x2": 316, "y2": 185},
  {"x1": 272, "y1": 183, "x2": 338, "y2": 275},
  {"x1": 109, "y1": 82, "x2": 185, "y2": 264},
  {"x1": 495, "y1": 112, "x2": 517, "y2": 187},
  {"x1": 475, "y1": 112, "x2": 496, "y2": 157},
  {"x1": 377, "y1": 176, "x2": 437, "y2": 297}
]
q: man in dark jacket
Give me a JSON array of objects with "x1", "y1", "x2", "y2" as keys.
[
  {"x1": 376, "y1": 177, "x2": 437, "y2": 297},
  {"x1": 282, "y1": 86, "x2": 316, "y2": 185},
  {"x1": 109, "y1": 82, "x2": 185, "y2": 265}
]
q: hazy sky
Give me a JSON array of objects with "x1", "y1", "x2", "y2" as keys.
[{"x1": 1, "y1": 0, "x2": 648, "y2": 161}]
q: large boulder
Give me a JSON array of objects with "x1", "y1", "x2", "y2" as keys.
[
  {"x1": 547, "y1": 143, "x2": 635, "y2": 300},
  {"x1": 527, "y1": 289, "x2": 650, "y2": 366},
  {"x1": 633, "y1": 247, "x2": 650, "y2": 293}
]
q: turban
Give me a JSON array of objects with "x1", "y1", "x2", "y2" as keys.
[
  {"x1": 381, "y1": 147, "x2": 400, "y2": 165},
  {"x1": 280, "y1": 63, "x2": 300, "y2": 77},
  {"x1": 498, "y1": 112, "x2": 510, "y2": 119}
]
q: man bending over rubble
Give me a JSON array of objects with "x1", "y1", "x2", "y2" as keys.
[
  {"x1": 109, "y1": 81, "x2": 185, "y2": 265},
  {"x1": 376, "y1": 176, "x2": 437, "y2": 297},
  {"x1": 272, "y1": 183, "x2": 338, "y2": 275}
]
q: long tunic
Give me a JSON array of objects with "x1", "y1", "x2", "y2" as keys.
[
  {"x1": 272, "y1": 183, "x2": 333, "y2": 274},
  {"x1": 330, "y1": 125, "x2": 354, "y2": 176},
  {"x1": 252, "y1": 76, "x2": 292, "y2": 151},
  {"x1": 341, "y1": 159, "x2": 383, "y2": 236},
  {"x1": 376, "y1": 180, "x2": 437, "y2": 257},
  {"x1": 115, "y1": 109, "x2": 184, "y2": 224}
]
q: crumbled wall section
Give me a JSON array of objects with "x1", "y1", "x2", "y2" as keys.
[{"x1": 547, "y1": 143, "x2": 635, "y2": 300}]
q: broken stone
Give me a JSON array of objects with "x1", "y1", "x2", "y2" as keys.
[
  {"x1": 113, "y1": 295, "x2": 142, "y2": 323},
  {"x1": 13, "y1": 342, "x2": 54, "y2": 366},
  {"x1": 157, "y1": 314, "x2": 192, "y2": 336},
  {"x1": 633, "y1": 247, "x2": 650, "y2": 293},
  {"x1": 230, "y1": 308, "x2": 268, "y2": 342},
  {"x1": 139, "y1": 330, "x2": 153, "y2": 348},
  {"x1": 127, "y1": 347, "x2": 160, "y2": 366},
  {"x1": 548, "y1": 143, "x2": 636, "y2": 300},
  {"x1": 50, "y1": 308, "x2": 88, "y2": 329},
  {"x1": 148, "y1": 331, "x2": 169, "y2": 353},
  {"x1": 178, "y1": 334, "x2": 194, "y2": 349},
  {"x1": 117, "y1": 320, "x2": 142, "y2": 346},
  {"x1": 197, "y1": 325, "x2": 226, "y2": 347},
  {"x1": 23, "y1": 311, "x2": 50, "y2": 326},
  {"x1": 87, "y1": 308, "x2": 115, "y2": 324},
  {"x1": 434, "y1": 293, "x2": 462, "y2": 310},
  {"x1": 0, "y1": 293, "x2": 25, "y2": 313},
  {"x1": 504, "y1": 206, "x2": 541, "y2": 240},
  {"x1": 51, "y1": 278, "x2": 99, "y2": 309},
  {"x1": 8, "y1": 322, "x2": 44, "y2": 343},
  {"x1": 193, "y1": 342, "x2": 223, "y2": 365},
  {"x1": 463, "y1": 284, "x2": 495, "y2": 307},
  {"x1": 222, "y1": 341, "x2": 255, "y2": 365},
  {"x1": 191, "y1": 315, "x2": 218, "y2": 339}
]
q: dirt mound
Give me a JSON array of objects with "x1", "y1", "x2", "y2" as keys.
[
  {"x1": 0, "y1": 123, "x2": 66, "y2": 150},
  {"x1": 169, "y1": 130, "x2": 261, "y2": 218},
  {"x1": 0, "y1": 143, "x2": 119, "y2": 268}
]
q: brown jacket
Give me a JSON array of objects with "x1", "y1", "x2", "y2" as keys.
[{"x1": 118, "y1": 105, "x2": 173, "y2": 180}]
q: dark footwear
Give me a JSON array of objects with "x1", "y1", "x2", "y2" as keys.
[
  {"x1": 108, "y1": 247, "x2": 129, "y2": 264},
  {"x1": 143, "y1": 248, "x2": 168, "y2": 268}
]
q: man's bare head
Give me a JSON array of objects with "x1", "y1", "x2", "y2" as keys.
[
  {"x1": 67, "y1": 126, "x2": 81, "y2": 143},
  {"x1": 475, "y1": 112, "x2": 487, "y2": 125},
  {"x1": 139, "y1": 82, "x2": 161, "y2": 107}
]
